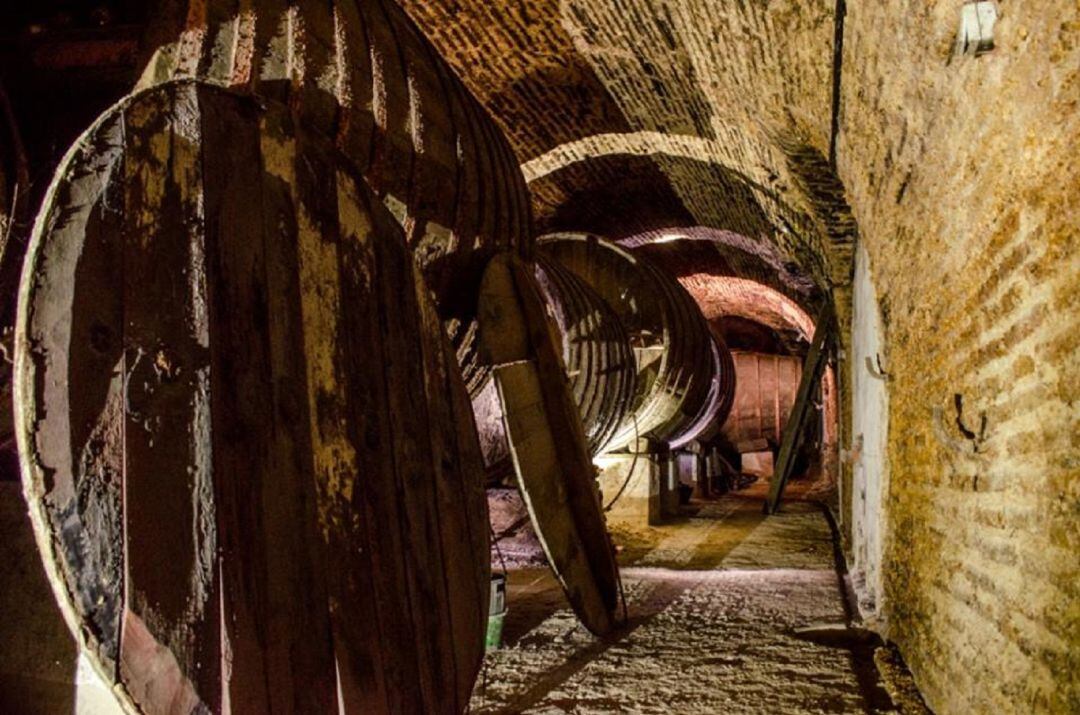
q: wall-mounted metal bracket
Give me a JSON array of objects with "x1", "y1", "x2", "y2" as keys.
[
  {"x1": 931, "y1": 394, "x2": 991, "y2": 455},
  {"x1": 932, "y1": 406, "x2": 969, "y2": 454},
  {"x1": 865, "y1": 353, "x2": 890, "y2": 381}
]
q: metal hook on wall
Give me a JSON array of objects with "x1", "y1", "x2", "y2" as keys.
[
  {"x1": 931, "y1": 394, "x2": 990, "y2": 455},
  {"x1": 865, "y1": 353, "x2": 890, "y2": 381},
  {"x1": 931, "y1": 405, "x2": 968, "y2": 454},
  {"x1": 952, "y1": 393, "x2": 988, "y2": 446}
]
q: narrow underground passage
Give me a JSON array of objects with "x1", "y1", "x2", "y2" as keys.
[
  {"x1": 471, "y1": 236, "x2": 910, "y2": 713},
  {"x1": 0, "y1": 2, "x2": 1075, "y2": 714},
  {"x1": 479, "y1": 483, "x2": 893, "y2": 714}
]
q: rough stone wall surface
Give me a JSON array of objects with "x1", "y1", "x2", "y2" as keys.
[{"x1": 838, "y1": 3, "x2": 1079, "y2": 712}]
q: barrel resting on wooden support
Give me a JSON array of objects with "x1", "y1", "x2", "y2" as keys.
[
  {"x1": 538, "y1": 234, "x2": 736, "y2": 453},
  {"x1": 535, "y1": 233, "x2": 737, "y2": 529},
  {"x1": 477, "y1": 233, "x2": 734, "y2": 534}
]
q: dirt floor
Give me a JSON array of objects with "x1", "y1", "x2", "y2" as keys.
[{"x1": 472, "y1": 482, "x2": 925, "y2": 714}]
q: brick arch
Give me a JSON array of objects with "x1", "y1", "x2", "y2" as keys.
[
  {"x1": 522, "y1": 133, "x2": 843, "y2": 290},
  {"x1": 680, "y1": 275, "x2": 816, "y2": 341}
]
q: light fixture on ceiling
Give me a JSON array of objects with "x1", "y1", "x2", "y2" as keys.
[{"x1": 653, "y1": 232, "x2": 690, "y2": 244}]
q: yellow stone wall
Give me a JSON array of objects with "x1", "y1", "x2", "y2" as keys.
[{"x1": 838, "y1": 3, "x2": 1079, "y2": 712}]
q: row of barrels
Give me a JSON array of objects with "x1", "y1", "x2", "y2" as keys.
[
  {"x1": 11, "y1": 6, "x2": 735, "y2": 713},
  {"x1": 13, "y1": 0, "x2": 535, "y2": 708},
  {"x1": 473, "y1": 233, "x2": 737, "y2": 480},
  {"x1": 538, "y1": 234, "x2": 735, "y2": 453},
  {"x1": 12, "y1": 4, "x2": 537, "y2": 712}
]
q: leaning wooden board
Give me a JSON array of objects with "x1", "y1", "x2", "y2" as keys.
[
  {"x1": 478, "y1": 253, "x2": 622, "y2": 636},
  {"x1": 14, "y1": 80, "x2": 489, "y2": 714}
]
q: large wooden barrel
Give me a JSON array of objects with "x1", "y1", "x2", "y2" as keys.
[
  {"x1": 669, "y1": 331, "x2": 738, "y2": 449},
  {"x1": 540, "y1": 233, "x2": 732, "y2": 450},
  {"x1": 473, "y1": 255, "x2": 637, "y2": 478},
  {"x1": 15, "y1": 81, "x2": 489, "y2": 715},
  {"x1": 534, "y1": 255, "x2": 636, "y2": 455},
  {"x1": 721, "y1": 350, "x2": 802, "y2": 447},
  {"x1": 137, "y1": 0, "x2": 533, "y2": 378}
]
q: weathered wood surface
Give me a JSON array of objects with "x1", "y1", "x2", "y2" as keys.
[
  {"x1": 722, "y1": 351, "x2": 802, "y2": 446},
  {"x1": 765, "y1": 304, "x2": 834, "y2": 514},
  {"x1": 479, "y1": 253, "x2": 622, "y2": 636},
  {"x1": 15, "y1": 80, "x2": 489, "y2": 714},
  {"x1": 135, "y1": 0, "x2": 532, "y2": 385},
  {"x1": 534, "y1": 255, "x2": 636, "y2": 456},
  {"x1": 540, "y1": 234, "x2": 727, "y2": 450}
]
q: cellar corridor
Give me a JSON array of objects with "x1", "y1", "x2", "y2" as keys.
[
  {"x1": 0, "y1": 1, "x2": 1076, "y2": 714},
  {"x1": 473, "y1": 483, "x2": 916, "y2": 714}
]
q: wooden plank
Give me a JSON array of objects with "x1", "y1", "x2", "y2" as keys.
[
  {"x1": 328, "y1": 168, "x2": 397, "y2": 715},
  {"x1": 252, "y1": 101, "x2": 339, "y2": 712},
  {"x1": 372, "y1": 178, "x2": 459, "y2": 714},
  {"x1": 279, "y1": 112, "x2": 379, "y2": 715},
  {"x1": 414, "y1": 261, "x2": 490, "y2": 712},
  {"x1": 335, "y1": 140, "x2": 489, "y2": 715},
  {"x1": 334, "y1": 170, "x2": 414, "y2": 713},
  {"x1": 332, "y1": 0, "x2": 376, "y2": 174},
  {"x1": 196, "y1": 84, "x2": 278, "y2": 713},
  {"x1": 337, "y1": 169, "x2": 492, "y2": 713},
  {"x1": 360, "y1": 0, "x2": 414, "y2": 201},
  {"x1": 118, "y1": 82, "x2": 218, "y2": 712},
  {"x1": 480, "y1": 253, "x2": 621, "y2": 636},
  {"x1": 765, "y1": 304, "x2": 834, "y2": 514}
]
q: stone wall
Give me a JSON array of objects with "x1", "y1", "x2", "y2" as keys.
[{"x1": 838, "y1": 2, "x2": 1079, "y2": 712}]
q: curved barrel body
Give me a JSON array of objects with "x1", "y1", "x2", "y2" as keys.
[
  {"x1": 472, "y1": 254, "x2": 637, "y2": 479},
  {"x1": 540, "y1": 233, "x2": 735, "y2": 450},
  {"x1": 478, "y1": 253, "x2": 622, "y2": 635},
  {"x1": 721, "y1": 351, "x2": 802, "y2": 446},
  {"x1": 138, "y1": 0, "x2": 533, "y2": 375},
  {"x1": 533, "y1": 255, "x2": 636, "y2": 455}
]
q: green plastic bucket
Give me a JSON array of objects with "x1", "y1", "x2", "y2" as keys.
[{"x1": 485, "y1": 574, "x2": 507, "y2": 651}]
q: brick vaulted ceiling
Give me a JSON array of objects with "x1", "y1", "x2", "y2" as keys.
[{"x1": 397, "y1": 0, "x2": 857, "y2": 309}]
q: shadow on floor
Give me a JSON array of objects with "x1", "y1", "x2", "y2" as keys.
[
  {"x1": 0, "y1": 481, "x2": 79, "y2": 715},
  {"x1": 476, "y1": 480, "x2": 912, "y2": 714}
]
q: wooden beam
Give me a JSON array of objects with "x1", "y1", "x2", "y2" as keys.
[{"x1": 765, "y1": 303, "x2": 834, "y2": 514}]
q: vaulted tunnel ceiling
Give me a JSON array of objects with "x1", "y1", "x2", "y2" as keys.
[{"x1": 399, "y1": 0, "x2": 857, "y2": 309}]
